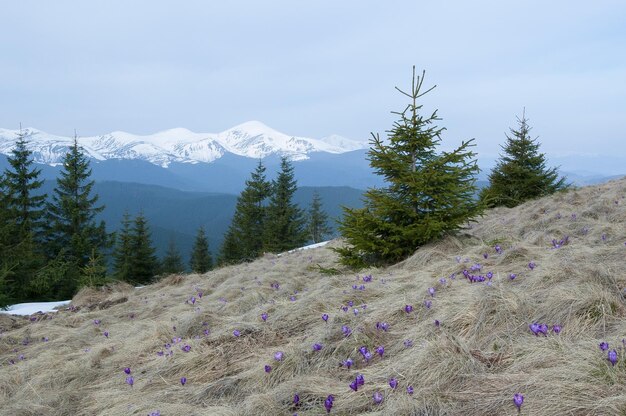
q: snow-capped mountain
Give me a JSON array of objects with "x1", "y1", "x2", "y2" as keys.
[{"x1": 0, "y1": 121, "x2": 368, "y2": 168}]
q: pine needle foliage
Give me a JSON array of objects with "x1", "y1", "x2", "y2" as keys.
[
  {"x1": 480, "y1": 110, "x2": 569, "y2": 208},
  {"x1": 335, "y1": 68, "x2": 483, "y2": 268},
  {"x1": 189, "y1": 227, "x2": 212, "y2": 274},
  {"x1": 128, "y1": 212, "x2": 159, "y2": 284},
  {"x1": 161, "y1": 238, "x2": 185, "y2": 275},
  {"x1": 307, "y1": 190, "x2": 332, "y2": 243}
]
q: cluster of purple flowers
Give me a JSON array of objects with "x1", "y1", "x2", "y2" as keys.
[
  {"x1": 599, "y1": 341, "x2": 619, "y2": 366},
  {"x1": 376, "y1": 321, "x2": 390, "y2": 331},
  {"x1": 462, "y1": 269, "x2": 494, "y2": 284},
  {"x1": 529, "y1": 323, "x2": 561, "y2": 336}
]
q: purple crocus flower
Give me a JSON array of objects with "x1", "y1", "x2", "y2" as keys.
[
  {"x1": 424, "y1": 300, "x2": 432, "y2": 309},
  {"x1": 363, "y1": 275, "x2": 373, "y2": 282},
  {"x1": 103, "y1": 331, "x2": 109, "y2": 338},
  {"x1": 538, "y1": 324, "x2": 548, "y2": 336},
  {"x1": 233, "y1": 330, "x2": 241, "y2": 337},
  {"x1": 608, "y1": 349, "x2": 618, "y2": 366},
  {"x1": 324, "y1": 395, "x2": 334, "y2": 413},
  {"x1": 376, "y1": 345, "x2": 385, "y2": 357},
  {"x1": 428, "y1": 287, "x2": 435, "y2": 297},
  {"x1": 126, "y1": 376, "x2": 134, "y2": 387},
  {"x1": 264, "y1": 365, "x2": 272, "y2": 373},
  {"x1": 483, "y1": 253, "x2": 488, "y2": 259},
  {"x1": 407, "y1": 385, "x2": 414, "y2": 395},
  {"x1": 182, "y1": 344, "x2": 191, "y2": 352},
  {"x1": 404, "y1": 339, "x2": 413, "y2": 348},
  {"x1": 293, "y1": 393, "x2": 300, "y2": 405},
  {"x1": 322, "y1": 313, "x2": 329, "y2": 322},
  {"x1": 342, "y1": 325, "x2": 352, "y2": 337},
  {"x1": 124, "y1": 367, "x2": 131, "y2": 375},
  {"x1": 274, "y1": 351, "x2": 284, "y2": 361},
  {"x1": 529, "y1": 323, "x2": 540, "y2": 336},
  {"x1": 599, "y1": 341, "x2": 609, "y2": 351},
  {"x1": 495, "y1": 245, "x2": 502, "y2": 254},
  {"x1": 373, "y1": 391, "x2": 384, "y2": 404},
  {"x1": 389, "y1": 378, "x2": 398, "y2": 389},
  {"x1": 348, "y1": 301, "x2": 354, "y2": 307},
  {"x1": 434, "y1": 319, "x2": 440, "y2": 328},
  {"x1": 528, "y1": 261, "x2": 536, "y2": 270},
  {"x1": 349, "y1": 379, "x2": 358, "y2": 391},
  {"x1": 342, "y1": 358, "x2": 354, "y2": 369},
  {"x1": 198, "y1": 291, "x2": 203, "y2": 298},
  {"x1": 341, "y1": 306, "x2": 348, "y2": 312},
  {"x1": 261, "y1": 313, "x2": 268, "y2": 322},
  {"x1": 509, "y1": 273, "x2": 517, "y2": 280},
  {"x1": 313, "y1": 343, "x2": 323, "y2": 351},
  {"x1": 552, "y1": 325, "x2": 562, "y2": 334},
  {"x1": 353, "y1": 308, "x2": 359, "y2": 316},
  {"x1": 93, "y1": 319, "x2": 101, "y2": 326},
  {"x1": 404, "y1": 304, "x2": 413, "y2": 314},
  {"x1": 356, "y1": 374, "x2": 365, "y2": 386},
  {"x1": 513, "y1": 393, "x2": 524, "y2": 411},
  {"x1": 180, "y1": 377, "x2": 187, "y2": 386},
  {"x1": 190, "y1": 296, "x2": 196, "y2": 305}
]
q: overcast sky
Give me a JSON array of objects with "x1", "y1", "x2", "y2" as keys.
[{"x1": 1, "y1": 0, "x2": 625, "y2": 158}]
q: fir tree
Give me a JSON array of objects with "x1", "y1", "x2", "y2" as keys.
[
  {"x1": 264, "y1": 157, "x2": 307, "y2": 252},
  {"x1": 480, "y1": 110, "x2": 569, "y2": 208},
  {"x1": 128, "y1": 212, "x2": 159, "y2": 284},
  {"x1": 335, "y1": 68, "x2": 483, "y2": 268},
  {"x1": 78, "y1": 249, "x2": 108, "y2": 288},
  {"x1": 189, "y1": 227, "x2": 212, "y2": 273},
  {"x1": 161, "y1": 237, "x2": 185, "y2": 275},
  {"x1": 219, "y1": 160, "x2": 271, "y2": 263},
  {"x1": 45, "y1": 136, "x2": 109, "y2": 268},
  {"x1": 112, "y1": 212, "x2": 133, "y2": 281},
  {"x1": 1, "y1": 129, "x2": 46, "y2": 300},
  {"x1": 307, "y1": 190, "x2": 332, "y2": 243}
]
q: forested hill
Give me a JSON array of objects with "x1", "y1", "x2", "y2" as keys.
[{"x1": 38, "y1": 181, "x2": 365, "y2": 263}]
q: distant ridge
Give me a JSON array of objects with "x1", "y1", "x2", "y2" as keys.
[{"x1": 0, "y1": 121, "x2": 368, "y2": 168}]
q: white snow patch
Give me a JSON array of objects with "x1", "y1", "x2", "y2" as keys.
[{"x1": 1, "y1": 301, "x2": 71, "y2": 316}]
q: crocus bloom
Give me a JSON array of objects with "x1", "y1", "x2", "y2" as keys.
[
  {"x1": 124, "y1": 367, "x2": 131, "y2": 375},
  {"x1": 261, "y1": 313, "x2": 268, "y2": 322},
  {"x1": 538, "y1": 324, "x2": 548, "y2": 336},
  {"x1": 363, "y1": 351, "x2": 372, "y2": 362},
  {"x1": 376, "y1": 345, "x2": 385, "y2": 357},
  {"x1": 342, "y1": 358, "x2": 353, "y2": 369},
  {"x1": 599, "y1": 342, "x2": 609, "y2": 351},
  {"x1": 233, "y1": 330, "x2": 241, "y2": 337},
  {"x1": 342, "y1": 325, "x2": 352, "y2": 337},
  {"x1": 495, "y1": 245, "x2": 502, "y2": 254},
  {"x1": 373, "y1": 391, "x2": 384, "y2": 404},
  {"x1": 103, "y1": 331, "x2": 109, "y2": 338},
  {"x1": 180, "y1": 377, "x2": 187, "y2": 386},
  {"x1": 353, "y1": 308, "x2": 359, "y2": 316},
  {"x1": 190, "y1": 297, "x2": 196, "y2": 304},
  {"x1": 529, "y1": 323, "x2": 540, "y2": 336},
  {"x1": 293, "y1": 393, "x2": 300, "y2": 405},
  {"x1": 389, "y1": 378, "x2": 398, "y2": 389},
  {"x1": 608, "y1": 349, "x2": 618, "y2": 366},
  {"x1": 324, "y1": 395, "x2": 334, "y2": 413},
  {"x1": 274, "y1": 351, "x2": 284, "y2": 361},
  {"x1": 126, "y1": 376, "x2": 134, "y2": 387},
  {"x1": 434, "y1": 320, "x2": 440, "y2": 328},
  {"x1": 322, "y1": 313, "x2": 329, "y2": 322},
  {"x1": 93, "y1": 319, "x2": 101, "y2": 325},
  {"x1": 356, "y1": 374, "x2": 365, "y2": 386},
  {"x1": 424, "y1": 300, "x2": 432, "y2": 309},
  {"x1": 264, "y1": 365, "x2": 272, "y2": 373},
  {"x1": 313, "y1": 343, "x2": 323, "y2": 351},
  {"x1": 509, "y1": 273, "x2": 517, "y2": 280},
  {"x1": 182, "y1": 344, "x2": 191, "y2": 352},
  {"x1": 348, "y1": 301, "x2": 354, "y2": 307},
  {"x1": 513, "y1": 393, "x2": 524, "y2": 410},
  {"x1": 405, "y1": 305, "x2": 413, "y2": 314},
  {"x1": 404, "y1": 339, "x2": 413, "y2": 348},
  {"x1": 428, "y1": 287, "x2": 435, "y2": 297},
  {"x1": 483, "y1": 253, "x2": 488, "y2": 259},
  {"x1": 552, "y1": 325, "x2": 562, "y2": 334},
  {"x1": 349, "y1": 379, "x2": 358, "y2": 391},
  {"x1": 528, "y1": 262, "x2": 536, "y2": 270},
  {"x1": 407, "y1": 385, "x2": 414, "y2": 395}
]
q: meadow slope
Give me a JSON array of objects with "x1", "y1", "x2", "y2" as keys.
[{"x1": 1, "y1": 177, "x2": 626, "y2": 416}]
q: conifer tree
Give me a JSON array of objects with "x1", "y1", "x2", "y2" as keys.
[
  {"x1": 1, "y1": 129, "x2": 46, "y2": 300},
  {"x1": 335, "y1": 68, "x2": 482, "y2": 268},
  {"x1": 189, "y1": 227, "x2": 212, "y2": 273},
  {"x1": 264, "y1": 157, "x2": 307, "y2": 252},
  {"x1": 480, "y1": 111, "x2": 569, "y2": 208},
  {"x1": 128, "y1": 212, "x2": 158, "y2": 284},
  {"x1": 78, "y1": 249, "x2": 108, "y2": 288},
  {"x1": 112, "y1": 212, "x2": 133, "y2": 281},
  {"x1": 45, "y1": 136, "x2": 109, "y2": 269},
  {"x1": 161, "y1": 237, "x2": 185, "y2": 275},
  {"x1": 219, "y1": 160, "x2": 271, "y2": 263},
  {"x1": 307, "y1": 190, "x2": 332, "y2": 243}
]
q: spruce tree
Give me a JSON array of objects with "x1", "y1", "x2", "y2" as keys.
[
  {"x1": 335, "y1": 68, "x2": 482, "y2": 268},
  {"x1": 45, "y1": 136, "x2": 109, "y2": 268},
  {"x1": 112, "y1": 212, "x2": 133, "y2": 281},
  {"x1": 264, "y1": 157, "x2": 307, "y2": 252},
  {"x1": 161, "y1": 237, "x2": 185, "y2": 275},
  {"x1": 189, "y1": 227, "x2": 212, "y2": 273},
  {"x1": 78, "y1": 249, "x2": 108, "y2": 288},
  {"x1": 480, "y1": 111, "x2": 569, "y2": 208},
  {"x1": 307, "y1": 190, "x2": 332, "y2": 243},
  {"x1": 219, "y1": 160, "x2": 271, "y2": 263},
  {"x1": 128, "y1": 212, "x2": 158, "y2": 284},
  {"x1": 1, "y1": 129, "x2": 46, "y2": 300}
]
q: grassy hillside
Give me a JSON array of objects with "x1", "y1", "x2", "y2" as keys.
[{"x1": 1, "y1": 177, "x2": 625, "y2": 415}]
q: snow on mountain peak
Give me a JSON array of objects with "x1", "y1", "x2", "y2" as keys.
[{"x1": 0, "y1": 122, "x2": 368, "y2": 167}]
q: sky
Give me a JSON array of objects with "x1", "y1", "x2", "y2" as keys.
[{"x1": 1, "y1": 0, "x2": 625, "y2": 159}]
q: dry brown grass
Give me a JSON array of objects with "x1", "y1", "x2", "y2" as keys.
[{"x1": 1, "y1": 177, "x2": 626, "y2": 415}]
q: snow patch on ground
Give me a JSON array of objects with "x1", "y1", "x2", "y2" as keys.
[{"x1": 1, "y1": 301, "x2": 71, "y2": 316}]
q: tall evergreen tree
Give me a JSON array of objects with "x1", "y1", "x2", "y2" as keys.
[
  {"x1": 45, "y1": 136, "x2": 109, "y2": 268},
  {"x1": 307, "y1": 190, "x2": 332, "y2": 243},
  {"x1": 1, "y1": 129, "x2": 46, "y2": 300},
  {"x1": 264, "y1": 157, "x2": 307, "y2": 252},
  {"x1": 128, "y1": 212, "x2": 159, "y2": 284},
  {"x1": 335, "y1": 68, "x2": 483, "y2": 268},
  {"x1": 161, "y1": 237, "x2": 185, "y2": 275},
  {"x1": 480, "y1": 111, "x2": 569, "y2": 208},
  {"x1": 189, "y1": 227, "x2": 212, "y2": 273},
  {"x1": 219, "y1": 160, "x2": 271, "y2": 263},
  {"x1": 112, "y1": 212, "x2": 133, "y2": 281}
]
